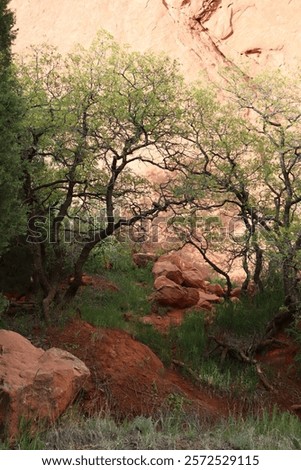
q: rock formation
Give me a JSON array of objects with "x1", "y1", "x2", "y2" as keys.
[
  {"x1": 0, "y1": 330, "x2": 90, "y2": 442},
  {"x1": 10, "y1": 0, "x2": 301, "y2": 80},
  {"x1": 152, "y1": 246, "x2": 224, "y2": 309}
]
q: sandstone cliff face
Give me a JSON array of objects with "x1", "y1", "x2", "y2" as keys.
[
  {"x1": 198, "y1": 0, "x2": 301, "y2": 72},
  {"x1": 10, "y1": 0, "x2": 301, "y2": 79}
]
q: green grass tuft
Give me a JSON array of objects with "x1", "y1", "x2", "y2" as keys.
[
  {"x1": 215, "y1": 283, "x2": 284, "y2": 338},
  {"x1": 134, "y1": 323, "x2": 172, "y2": 366},
  {"x1": 171, "y1": 312, "x2": 207, "y2": 370},
  {"x1": 73, "y1": 245, "x2": 154, "y2": 328}
]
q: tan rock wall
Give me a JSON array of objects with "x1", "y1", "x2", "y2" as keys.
[{"x1": 10, "y1": 1, "x2": 301, "y2": 80}]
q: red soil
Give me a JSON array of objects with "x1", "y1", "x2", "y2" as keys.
[
  {"x1": 45, "y1": 317, "x2": 301, "y2": 423},
  {"x1": 46, "y1": 319, "x2": 230, "y2": 420}
]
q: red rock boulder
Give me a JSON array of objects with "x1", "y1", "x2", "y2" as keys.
[
  {"x1": 0, "y1": 330, "x2": 90, "y2": 442},
  {"x1": 153, "y1": 276, "x2": 199, "y2": 308},
  {"x1": 182, "y1": 269, "x2": 206, "y2": 289},
  {"x1": 206, "y1": 283, "x2": 225, "y2": 297},
  {"x1": 197, "y1": 290, "x2": 222, "y2": 305},
  {"x1": 160, "y1": 246, "x2": 212, "y2": 275},
  {"x1": 152, "y1": 260, "x2": 184, "y2": 285},
  {"x1": 159, "y1": 252, "x2": 189, "y2": 272},
  {"x1": 231, "y1": 287, "x2": 241, "y2": 298}
]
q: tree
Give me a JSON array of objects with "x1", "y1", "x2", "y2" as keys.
[
  {"x1": 169, "y1": 85, "x2": 257, "y2": 296},
  {"x1": 0, "y1": 0, "x2": 25, "y2": 255},
  {"x1": 18, "y1": 33, "x2": 188, "y2": 319},
  {"x1": 226, "y1": 70, "x2": 301, "y2": 316},
  {"x1": 0, "y1": 0, "x2": 16, "y2": 65},
  {"x1": 176, "y1": 69, "x2": 301, "y2": 320},
  {"x1": 19, "y1": 31, "x2": 301, "y2": 324}
]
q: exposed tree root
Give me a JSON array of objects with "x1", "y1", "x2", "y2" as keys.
[
  {"x1": 8, "y1": 301, "x2": 36, "y2": 311},
  {"x1": 263, "y1": 308, "x2": 294, "y2": 339},
  {"x1": 253, "y1": 337, "x2": 289, "y2": 354},
  {"x1": 254, "y1": 364, "x2": 274, "y2": 392},
  {"x1": 171, "y1": 306, "x2": 297, "y2": 395},
  {"x1": 206, "y1": 335, "x2": 275, "y2": 392},
  {"x1": 172, "y1": 359, "x2": 204, "y2": 386}
]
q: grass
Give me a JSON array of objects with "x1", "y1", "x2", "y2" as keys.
[
  {"x1": 135, "y1": 309, "x2": 260, "y2": 396},
  {"x1": 170, "y1": 312, "x2": 207, "y2": 370},
  {"x1": 71, "y1": 251, "x2": 154, "y2": 329},
  {"x1": 199, "y1": 359, "x2": 259, "y2": 396},
  {"x1": 214, "y1": 281, "x2": 285, "y2": 338},
  {"x1": 0, "y1": 308, "x2": 47, "y2": 348},
  {"x1": 168, "y1": 311, "x2": 259, "y2": 395},
  {"x1": 219, "y1": 408, "x2": 301, "y2": 450},
  {"x1": 0, "y1": 417, "x2": 47, "y2": 450},
  {"x1": 133, "y1": 322, "x2": 172, "y2": 366},
  {"x1": 287, "y1": 324, "x2": 301, "y2": 373},
  {"x1": 5, "y1": 406, "x2": 300, "y2": 450}
]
